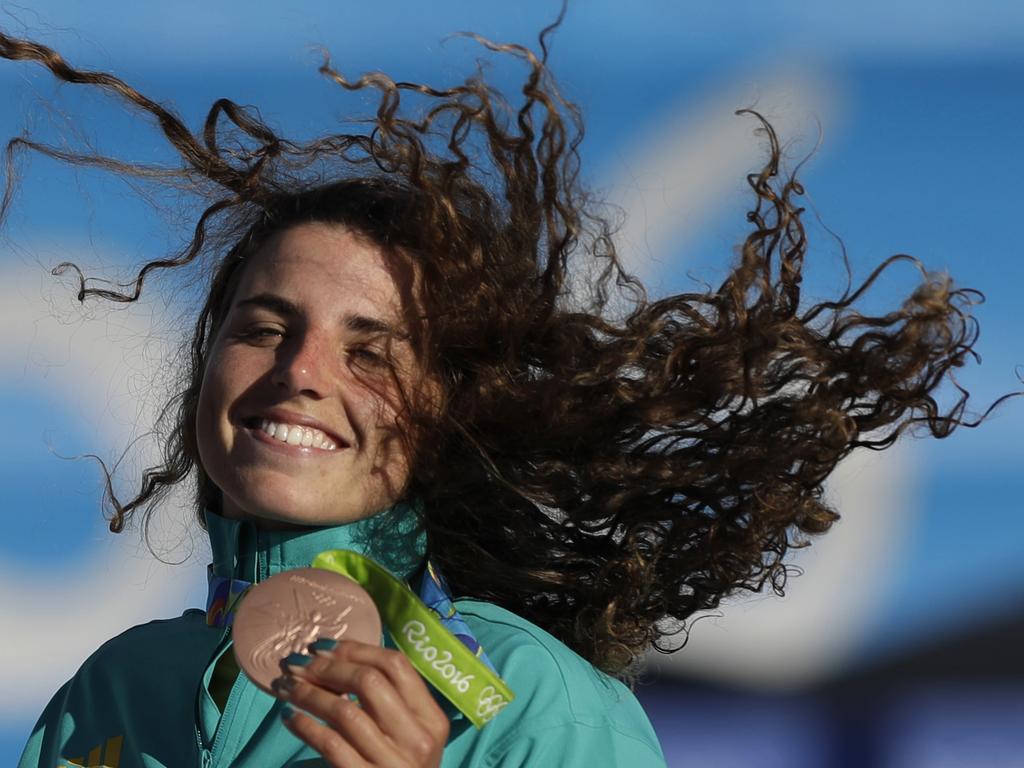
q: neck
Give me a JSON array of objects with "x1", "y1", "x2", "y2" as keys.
[{"x1": 205, "y1": 502, "x2": 426, "y2": 584}]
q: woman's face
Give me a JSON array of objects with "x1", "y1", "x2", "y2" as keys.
[{"x1": 196, "y1": 221, "x2": 428, "y2": 529}]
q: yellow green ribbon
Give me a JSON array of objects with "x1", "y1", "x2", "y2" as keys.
[{"x1": 313, "y1": 549, "x2": 514, "y2": 728}]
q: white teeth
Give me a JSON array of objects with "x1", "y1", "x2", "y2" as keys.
[{"x1": 257, "y1": 419, "x2": 337, "y2": 450}]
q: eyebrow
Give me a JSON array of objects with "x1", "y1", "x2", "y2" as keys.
[{"x1": 236, "y1": 292, "x2": 407, "y2": 338}]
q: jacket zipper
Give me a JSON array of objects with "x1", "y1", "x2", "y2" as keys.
[
  {"x1": 195, "y1": 726, "x2": 211, "y2": 768},
  {"x1": 257, "y1": 527, "x2": 268, "y2": 581},
  {"x1": 198, "y1": 524, "x2": 267, "y2": 767}
]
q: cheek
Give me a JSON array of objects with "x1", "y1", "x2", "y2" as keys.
[
  {"x1": 195, "y1": 346, "x2": 235, "y2": 465},
  {"x1": 194, "y1": 367, "x2": 224, "y2": 470},
  {"x1": 361, "y1": 379, "x2": 433, "y2": 474}
]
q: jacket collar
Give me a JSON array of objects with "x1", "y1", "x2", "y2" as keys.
[{"x1": 205, "y1": 501, "x2": 427, "y2": 585}]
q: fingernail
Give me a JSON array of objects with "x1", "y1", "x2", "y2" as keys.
[
  {"x1": 271, "y1": 675, "x2": 297, "y2": 696},
  {"x1": 284, "y1": 652, "x2": 313, "y2": 667},
  {"x1": 281, "y1": 704, "x2": 295, "y2": 721},
  {"x1": 308, "y1": 638, "x2": 338, "y2": 653}
]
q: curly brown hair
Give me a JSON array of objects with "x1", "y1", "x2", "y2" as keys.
[{"x1": 1, "y1": 19, "x2": 1016, "y2": 676}]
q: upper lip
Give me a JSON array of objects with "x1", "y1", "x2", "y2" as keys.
[{"x1": 246, "y1": 407, "x2": 350, "y2": 448}]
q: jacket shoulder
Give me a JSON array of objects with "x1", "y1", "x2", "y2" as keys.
[
  {"x1": 18, "y1": 610, "x2": 217, "y2": 768},
  {"x1": 450, "y1": 599, "x2": 664, "y2": 764},
  {"x1": 72, "y1": 609, "x2": 216, "y2": 685}
]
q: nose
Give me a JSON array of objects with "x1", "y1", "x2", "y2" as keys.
[{"x1": 270, "y1": 332, "x2": 330, "y2": 398}]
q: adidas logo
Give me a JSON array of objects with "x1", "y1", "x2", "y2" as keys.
[{"x1": 59, "y1": 734, "x2": 123, "y2": 768}]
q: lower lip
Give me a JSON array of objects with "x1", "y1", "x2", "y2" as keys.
[{"x1": 245, "y1": 425, "x2": 346, "y2": 457}]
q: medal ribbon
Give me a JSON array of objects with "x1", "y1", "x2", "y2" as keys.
[
  {"x1": 313, "y1": 549, "x2": 514, "y2": 728},
  {"x1": 205, "y1": 567, "x2": 250, "y2": 629}
]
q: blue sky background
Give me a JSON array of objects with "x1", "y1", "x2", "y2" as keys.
[{"x1": 1, "y1": 2, "x2": 1022, "y2": 765}]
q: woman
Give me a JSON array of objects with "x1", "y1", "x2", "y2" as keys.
[{"x1": 2, "y1": 16, "x2": 1007, "y2": 768}]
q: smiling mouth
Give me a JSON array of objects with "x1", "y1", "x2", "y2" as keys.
[{"x1": 243, "y1": 417, "x2": 343, "y2": 451}]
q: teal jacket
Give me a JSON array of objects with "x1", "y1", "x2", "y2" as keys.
[{"x1": 18, "y1": 510, "x2": 666, "y2": 767}]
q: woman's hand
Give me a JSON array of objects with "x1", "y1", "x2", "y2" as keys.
[{"x1": 271, "y1": 639, "x2": 450, "y2": 767}]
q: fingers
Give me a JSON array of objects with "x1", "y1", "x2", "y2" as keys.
[
  {"x1": 279, "y1": 703, "x2": 368, "y2": 768},
  {"x1": 276, "y1": 676, "x2": 406, "y2": 766},
  {"x1": 272, "y1": 640, "x2": 448, "y2": 766},
  {"x1": 299, "y1": 638, "x2": 446, "y2": 741}
]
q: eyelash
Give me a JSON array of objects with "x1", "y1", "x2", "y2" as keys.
[
  {"x1": 238, "y1": 326, "x2": 285, "y2": 343},
  {"x1": 350, "y1": 347, "x2": 387, "y2": 367},
  {"x1": 240, "y1": 326, "x2": 388, "y2": 365}
]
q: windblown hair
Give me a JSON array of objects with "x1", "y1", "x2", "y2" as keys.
[{"x1": 0, "y1": 20, "x2": 1013, "y2": 676}]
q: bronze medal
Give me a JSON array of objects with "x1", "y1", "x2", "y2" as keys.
[{"x1": 231, "y1": 567, "x2": 382, "y2": 694}]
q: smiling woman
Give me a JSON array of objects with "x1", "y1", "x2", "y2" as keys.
[
  {"x1": 1, "y1": 10, "x2": 1013, "y2": 768},
  {"x1": 196, "y1": 223, "x2": 429, "y2": 529}
]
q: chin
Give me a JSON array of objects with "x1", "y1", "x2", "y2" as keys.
[{"x1": 226, "y1": 486, "x2": 384, "y2": 529}]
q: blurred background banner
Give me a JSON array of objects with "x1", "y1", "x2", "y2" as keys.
[{"x1": 1, "y1": 2, "x2": 1021, "y2": 766}]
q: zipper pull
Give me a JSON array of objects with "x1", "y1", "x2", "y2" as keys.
[{"x1": 196, "y1": 725, "x2": 212, "y2": 767}]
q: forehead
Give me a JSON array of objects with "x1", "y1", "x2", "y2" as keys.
[{"x1": 234, "y1": 222, "x2": 406, "y2": 317}]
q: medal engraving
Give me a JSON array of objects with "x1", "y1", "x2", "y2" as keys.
[{"x1": 232, "y1": 567, "x2": 382, "y2": 694}]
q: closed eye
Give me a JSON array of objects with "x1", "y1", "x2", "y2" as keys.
[
  {"x1": 350, "y1": 346, "x2": 386, "y2": 366},
  {"x1": 240, "y1": 326, "x2": 285, "y2": 343}
]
